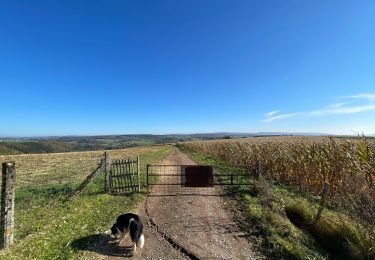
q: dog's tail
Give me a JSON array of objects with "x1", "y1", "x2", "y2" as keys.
[
  {"x1": 129, "y1": 218, "x2": 144, "y2": 255},
  {"x1": 137, "y1": 234, "x2": 145, "y2": 248}
]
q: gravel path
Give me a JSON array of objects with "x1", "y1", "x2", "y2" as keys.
[{"x1": 99, "y1": 148, "x2": 264, "y2": 259}]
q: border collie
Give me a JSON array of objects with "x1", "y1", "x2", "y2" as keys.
[{"x1": 111, "y1": 213, "x2": 145, "y2": 256}]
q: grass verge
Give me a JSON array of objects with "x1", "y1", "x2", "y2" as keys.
[{"x1": 0, "y1": 146, "x2": 172, "y2": 259}]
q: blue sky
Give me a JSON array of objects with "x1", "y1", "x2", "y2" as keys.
[{"x1": 1, "y1": 1, "x2": 375, "y2": 136}]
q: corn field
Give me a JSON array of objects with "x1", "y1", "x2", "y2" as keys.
[{"x1": 181, "y1": 136, "x2": 375, "y2": 224}]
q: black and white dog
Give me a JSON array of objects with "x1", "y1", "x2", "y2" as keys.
[{"x1": 111, "y1": 213, "x2": 145, "y2": 256}]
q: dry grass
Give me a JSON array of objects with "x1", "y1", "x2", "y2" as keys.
[
  {"x1": 0, "y1": 146, "x2": 164, "y2": 189},
  {"x1": 0, "y1": 145, "x2": 172, "y2": 259},
  {"x1": 181, "y1": 136, "x2": 375, "y2": 225},
  {"x1": 180, "y1": 139, "x2": 375, "y2": 259},
  {"x1": 285, "y1": 200, "x2": 375, "y2": 259}
]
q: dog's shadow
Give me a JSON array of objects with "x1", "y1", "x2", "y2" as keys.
[{"x1": 71, "y1": 233, "x2": 134, "y2": 257}]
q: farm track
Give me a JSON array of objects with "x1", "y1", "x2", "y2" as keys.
[{"x1": 105, "y1": 148, "x2": 264, "y2": 259}]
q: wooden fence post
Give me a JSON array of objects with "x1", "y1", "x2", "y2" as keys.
[
  {"x1": 314, "y1": 182, "x2": 330, "y2": 224},
  {"x1": 1, "y1": 162, "x2": 15, "y2": 249},
  {"x1": 255, "y1": 161, "x2": 262, "y2": 179},
  {"x1": 65, "y1": 161, "x2": 104, "y2": 201},
  {"x1": 146, "y1": 164, "x2": 150, "y2": 194},
  {"x1": 104, "y1": 152, "x2": 111, "y2": 193},
  {"x1": 137, "y1": 156, "x2": 140, "y2": 191}
]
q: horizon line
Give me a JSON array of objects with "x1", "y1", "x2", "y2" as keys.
[{"x1": 0, "y1": 131, "x2": 374, "y2": 139}]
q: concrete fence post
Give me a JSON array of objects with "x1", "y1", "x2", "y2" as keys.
[{"x1": 1, "y1": 162, "x2": 16, "y2": 248}]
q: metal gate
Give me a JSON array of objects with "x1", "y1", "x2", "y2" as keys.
[{"x1": 146, "y1": 164, "x2": 259, "y2": 195}]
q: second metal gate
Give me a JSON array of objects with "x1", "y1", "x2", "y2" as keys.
[{"x1": 146, "y1": 164, "x2": 259, "y2": 195}]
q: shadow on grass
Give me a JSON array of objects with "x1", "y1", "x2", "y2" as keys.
[
  {"x1": 16, "y1": 184, "x2": 75, "y2": 203},
  {"x1": 148, "y1": 193, "x2": 222, "y2": 197},
  {"x1": 71, "y1": 234, "x2": 135, "y2": 257}
]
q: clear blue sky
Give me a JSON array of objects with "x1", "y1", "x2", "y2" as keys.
[{"x1": 1, "y1": 1, "x2": 375, "y2": 136}]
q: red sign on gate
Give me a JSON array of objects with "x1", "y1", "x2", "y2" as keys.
[{"x1": 184, "y1": 166, "x2": 214, "y2": 187}]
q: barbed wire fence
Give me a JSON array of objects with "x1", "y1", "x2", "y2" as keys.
[
  {"x1": 0, "y1": 150, "x2": 145, "y2": 248},
  {"x1": 0, "y1": 152, "x2": 105, "y2": 247}
]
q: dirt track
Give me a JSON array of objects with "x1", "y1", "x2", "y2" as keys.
[{"x1": 105, "y1": 148, "x2": 264, "y2": 259}]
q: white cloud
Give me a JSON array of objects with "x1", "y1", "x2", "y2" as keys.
[
  {"x1": 326, "y1": 102, "x2": 349, "y2": 108},
  {"x1": 265, "y1": 110, "x2": 280, "y2": 117},
  {"x1": 310, "y1": 104, "x2": 375, "y2": 116},
  {"x1": 261, "y1": 92, "x2": 375, "y2": 123},
  {"x1": 262, "y1": 112, "x2": 302, "y2": 122},
  {"x1": 347, "y1": 93, "x2": 375, "y2": 102}
]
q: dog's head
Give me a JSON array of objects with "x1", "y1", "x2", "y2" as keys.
[{"x1": 110, "y1": 223, "x2": 121, "y2": 240}]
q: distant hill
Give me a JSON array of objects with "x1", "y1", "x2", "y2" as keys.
[
  {"x1": 0, "y1": 134, "x2": 209, "y2": 155},
  {"x1": 0, "y1": 141, "x2": 74, "y2": 155},
  {"x1": 0, "y1": 132, "x2": 341, "y2": 155}
]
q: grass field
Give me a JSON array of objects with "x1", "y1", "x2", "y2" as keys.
[
  {"x1": 0, "y1": 145, "x2": 172, "y2": 259},
  {"x1": 179, "y1": 137, "x2": 375, "y2": 259}
]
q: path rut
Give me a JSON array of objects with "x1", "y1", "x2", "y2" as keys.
[{"x1": 100, "y1": 148, "x2": 264, "y2": 259}]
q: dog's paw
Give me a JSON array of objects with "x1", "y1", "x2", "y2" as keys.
[{"x1": 108, "y1": 239, "x2": 120, "y2": 245}]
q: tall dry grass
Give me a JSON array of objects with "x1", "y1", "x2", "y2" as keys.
[{"x1": 182, "y1": 136, "x2": 375, "y2": 225}]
